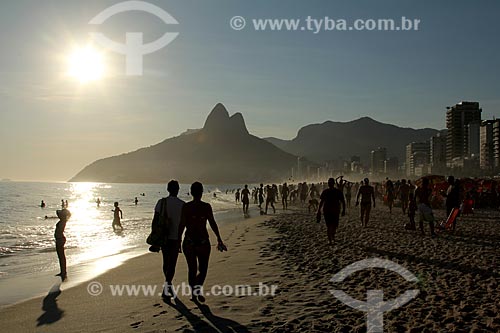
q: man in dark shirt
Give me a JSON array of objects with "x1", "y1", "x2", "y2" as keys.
[{"x1": 317, "y1": 178, "x2": 346, "y2": 245}]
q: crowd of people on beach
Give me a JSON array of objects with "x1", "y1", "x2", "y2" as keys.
[{"x1": 40, "y1": 173, "x2": 499, "y2": 301}]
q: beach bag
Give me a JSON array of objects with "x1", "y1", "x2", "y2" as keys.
[{"x1": 146, "y1": 198, "x2": 169, "y2": 247}]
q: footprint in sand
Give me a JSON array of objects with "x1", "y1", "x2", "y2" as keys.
[
  {"x1": 130, "y1": 320, "x2": 144, "y2": 329},
  {"x1": 153, "y1": 310, "x2": 168, "y2": 318}
]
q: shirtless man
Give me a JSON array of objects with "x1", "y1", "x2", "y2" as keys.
[
  {"x1": 241, "y1": 185, "x2": 250, "y2": 216},
  {"x1": 356, "y1": 178, "x2": 376, "y2": 227},
  {"x1": 265, "y1": 185, "x2": 276, "y2": 214},
  {"x1": 317, "y1": 178, "x2": 346, "y2": 245}
]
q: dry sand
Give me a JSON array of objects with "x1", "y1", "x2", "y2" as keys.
[
  {"x1": 260, "y1": 206, "x2": 500, "y2": 332},
  {"x1": 0, "y1": 205, "x2": 499, "y2": 332}
]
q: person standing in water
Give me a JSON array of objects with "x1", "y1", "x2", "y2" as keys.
[
  {"x1": 178, "y1": 182, "x2": 227, "y2": 303},
  {"x1": 96, "y1": 198, "x2": 101, "y2": 208},
  {"x1": 241, "y1": 185, "x2": 250, "y2": 216},
  {"x1": 134, "y1": 197, "x2": 139, "y2": 205},
  {"x1": 112, "y1": 202, "x2": 123, "y2": 230},
  {"x1": 317, "y1": 178, "x2": 346, "y2": 245},
  {"x1": 54, "y1": 208, "x2": 71, "y2": 281},
  {"x1": 356, "y1": 178, "x2": 376, "y2": 227},
  {"x1": 40, "y1": 200, "x2": 46, "y2": 208}
]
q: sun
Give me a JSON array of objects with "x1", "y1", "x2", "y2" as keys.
[{"x1": 67, "y1": 45, "x2": 106, "y2": 83}]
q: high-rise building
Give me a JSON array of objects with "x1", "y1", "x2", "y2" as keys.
[
  {"x1": 494, "y1": 121, "x2": 500, "y2": 169},
  {"x1": 480, "y1": 120, "x2": 496, "y2": 170},
  {"x1": 371, "y1": 147, "x2": 387, "y2": 174},
  {"x1": 384, "y1": 157, "x2": 399, "y2": 175},
  {"x1": 467, "y1": 121, "x2": 481, "y2": 157},
  {"x1": 430, "y1": 130, "x2": 447, "y2": 172},
  {"x1": 406, "y1": 141, "x2": 430, "y2": 177},
  {"x1": 446, "y1": 101, "x2": 482, "y2": 166}
]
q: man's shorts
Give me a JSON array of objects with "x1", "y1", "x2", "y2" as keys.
[{"x1": 324, "y1": 213, "x2": 340, "y2": 227}]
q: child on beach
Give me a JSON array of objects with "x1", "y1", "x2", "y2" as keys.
[
  {"x1": 406, "y1": 193, "x2": 417, "y2": 230},
  {"x1": 112, "y1": 202, "x2": 123, "y2": 231},
  {"x1": 54, "y1": 208, "x2": 71, "y2": 281}
]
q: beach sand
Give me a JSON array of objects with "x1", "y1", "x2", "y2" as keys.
[
  {"x1": 1, "y1": 205, "x2": 499, "y2": 332},
  {"x1": 260, "y1": 206, "x2": 500, "y2": 332},
  {"x1": 0, "y1": 212, "x2": 280, "y2": 333}
]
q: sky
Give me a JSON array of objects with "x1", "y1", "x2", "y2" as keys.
[{"x1": 0, "y1": 0, "x2": 499, "y2": 181}]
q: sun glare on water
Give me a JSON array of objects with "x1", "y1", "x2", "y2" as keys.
[{"x1": 67, "y1": 45, "x2": 106, "y2": 83}]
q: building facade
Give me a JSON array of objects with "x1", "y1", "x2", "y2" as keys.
[
  {"x1": 446, "y1": 101, "x2": 482, "y2": 166},
  {"x1": 370, "y1": 147, "x2": 387, "y2": 174},
  {"x1": 406, "y1": 141, "x2": 430, "y2": 177}
]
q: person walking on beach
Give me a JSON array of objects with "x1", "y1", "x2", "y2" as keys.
[
  {"x1": 281, "y1": 182, "x2": 289, "y2": 210},
  {"x1": 399, "y1": 179, "x2": 410, "y2": 214},
  {"x1": 258, "y1": 184, "x2": 264, "y2": 211},
  {"x1": 356, "y1": 178, "x2": 376, "y2": 227},
  {"x1": 112, "y1": 202, "x2": 123, "y2": 231},
  {"x1": 317, "y1": 178, "x2": 346, "y2": 245},
  {"x1": 345, "y1": 182, "x2": 353, "y2": 209},
  {"x1": 386, "y1": 179, "x2": 395, "y2": 214},
  {"x1": 54, "y1": 208, "x2": 71, "y2": 281},
  {"x1": 415, "y1": 178, "x2": 436, "y2": 237},
  {"x1": 241, "y1": 185, "x2": 250, "y2": 216},
  {"x1": 178, "y1": 182, "x2": 227, "y2": 303},
  {"x1": 300, "y1": 182, "x2": 308, "y2": 206},
  {"x1": 406, "y1": 193, "x2": 417, "y2": 230},
  {"x1": 235, "y1": 189, "x2": 240, "y2": 203},
  {"x1": 154, "y1": 180, "x2": 185, "y2": 299},
  {"x1": 442, "y1": 176, "x2": 461, "y2": 230},
  {"x1": 265, "y1": 185, "x2": 276, "y2": 214}
]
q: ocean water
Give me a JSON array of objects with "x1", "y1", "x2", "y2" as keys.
[{"x1": 0, "y1": 181, "x2": 248, "y2": 306}]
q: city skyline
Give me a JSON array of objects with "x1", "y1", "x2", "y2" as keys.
[{"x1": 1, "y1": 0, "x2": 500, "y2": 181}]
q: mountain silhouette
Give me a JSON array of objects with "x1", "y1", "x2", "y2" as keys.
[
  {"x1": 264, "y1": 117, "x2": 439, "y2": 164},
  {"x1": 70, "y1": 104, "x2": 297, "y2": 184}
]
